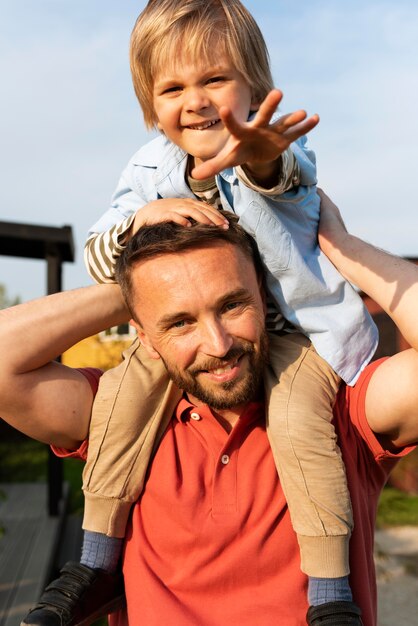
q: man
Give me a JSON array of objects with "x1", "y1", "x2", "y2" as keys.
[{"x1": 0, "y1": 191, "x2": 417, "y2": 626}]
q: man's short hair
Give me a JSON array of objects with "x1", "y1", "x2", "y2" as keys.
[
  {"x1": 115, "y1": 211, "x2": 264, "y2": 320},
  {"x1": 130, "y1": 0, "x2": 274, "y2": 129}
]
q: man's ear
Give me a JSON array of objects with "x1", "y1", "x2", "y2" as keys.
[
  {"x1": 257, "y1": 276, "x2": 268, "y2": 316},
  {"x1": 130, "y1": 320, "x2": 161, "y2": 360}
]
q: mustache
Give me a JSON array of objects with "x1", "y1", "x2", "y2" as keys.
[{"x1": 188, "y1": 344, "x2": 254, "y2": 375}]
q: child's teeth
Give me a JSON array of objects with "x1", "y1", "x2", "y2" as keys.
[{"x1": 189, "y1": 120, "x2": 218, "y2": 130}]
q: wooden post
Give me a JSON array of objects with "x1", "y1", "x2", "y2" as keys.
[
  {"x1": 0, "y1": 220, "x2": 74, "y2": 518},
  {"x1": 46, "y1": 247, "x2": 64, "y2": 516}
]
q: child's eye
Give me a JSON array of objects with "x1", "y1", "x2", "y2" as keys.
[
  {"x1": 162, "y1": 85, "x2": 182, "y2": 94},
  {"x1": 207, "y1": 76, "x2": 225, "y2": 85}
]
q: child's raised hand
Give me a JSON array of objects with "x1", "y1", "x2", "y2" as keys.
[
  {"x1": 132, "y1": 198, "x2": 229, "y2": 234},
  {"x1": 191, "y1": 89, "x2": 319, "y2": 182}
]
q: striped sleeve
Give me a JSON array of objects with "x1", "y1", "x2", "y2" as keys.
[
  {"x1": 236, "y1": 148, "x2": 300, "y2": 196},
  {"x1": 84, "y1": 214, "x2": 136, "y2": 284}
]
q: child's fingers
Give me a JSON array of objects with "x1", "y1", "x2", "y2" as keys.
[
  {"x1": 137, "y1": 198, "x2": 229, "y2": 229},
  {"x1": 188, "y1": 204, "x2": 230, "y2": 227},
  {"x1": 273, "y1": 109, "x2": 308, "y2": 131},
  {"x1": 171, "y1": 202, "x2": 229, "y2": 228},
  {"x1": 251, "y1": 89, "x2": 283, "y2": 127},
  {"x1": 191, "y1": 152, "x2": 232, "y2": 180},
  {"x1": 279, "y1": 113, "x2": 320, "y2": 140},
  {"x1": 218, "y1": 106, "x2": 245, "y2": 137}
]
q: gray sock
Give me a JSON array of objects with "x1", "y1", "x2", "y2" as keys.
[
  {"x1": 80, "y1": 530, "x2": 123, "y2": 573},
  {"x1": 308, "y1": 575, "x2": 353, "y2": 606}
]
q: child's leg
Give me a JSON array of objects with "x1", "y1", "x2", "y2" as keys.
[
  {"x1": 82, "y1": 337, "x2": 183, "y2": 539},
  {"x1": 21, "y1": 340, "x2": 182, "y2": 626},
  {"x1": 265, "y1": 332, "x2": 353, "y2": 602}
]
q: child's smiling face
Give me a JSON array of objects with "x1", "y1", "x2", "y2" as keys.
[{"x1": 152, "y1": 54, "x2": 258, "y2": 171}]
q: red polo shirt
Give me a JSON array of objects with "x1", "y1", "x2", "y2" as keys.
[{"x1": 56, "y1": 360, "x2": 414, "y2": 626}]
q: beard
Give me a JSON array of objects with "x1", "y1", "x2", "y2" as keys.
[{"x1": 161, "y1": 330, "x2": 269, "y2": 410}]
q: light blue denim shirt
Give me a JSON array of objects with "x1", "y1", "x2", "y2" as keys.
[{"x1": 89, "y1": 134, "x2": 378, "y2": 384}]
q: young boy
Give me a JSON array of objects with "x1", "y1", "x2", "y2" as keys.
[{"x1": 22, "y1": 2, "x2": 376, "y2": 625}]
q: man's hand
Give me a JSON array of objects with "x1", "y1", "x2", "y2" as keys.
[
  {"x1": 317, "y1": 188, "x2": 350, "y2": 265},
  {"x1": 317, "y1": 188, "x2": 418, "y2": 448},
  {"x1": 191, "y1": 89, "x2": 319, "y2": 183},
  {"x1": 132, "y1": 198, "x2": 229, "y2": 234}
]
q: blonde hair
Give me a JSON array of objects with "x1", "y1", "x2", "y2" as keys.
[{"x1": 130, "y1": 0, "x2": 274, "y2": 129}]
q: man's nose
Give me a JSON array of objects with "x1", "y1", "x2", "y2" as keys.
[
  {"x1": 199, "y1": 320, "x2": 233, "y2": 357},
  {"x1": 184, "y1": 86, "x2": 210, "y2": 113}
]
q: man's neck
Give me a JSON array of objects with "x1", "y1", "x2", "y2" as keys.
[
  {"x1": 212, "y1": 407, "x2": 242, "y2": 433},
  {"x1": 186, "y1": 394, "x2": 262, "y2": 433}
]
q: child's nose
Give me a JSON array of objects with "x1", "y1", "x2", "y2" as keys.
[{"x1": 184, "y1": 86, "x2": 210, "y2": 113}]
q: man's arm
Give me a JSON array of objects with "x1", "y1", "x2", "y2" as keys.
[
  {"x1": 0, "y1": 284, "x2": 129, "y2": 449},
  {"x1": 318, "y1": 189, "x2": 418, "y2": 448}
]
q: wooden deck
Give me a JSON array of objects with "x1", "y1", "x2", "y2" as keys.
[{"x1": 0, "y1": 482, "x2": 70, "y2": 626}]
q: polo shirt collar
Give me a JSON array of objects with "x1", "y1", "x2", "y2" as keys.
[{"x1": 176, "y1": 395, "x2": 264, "y2": 427}]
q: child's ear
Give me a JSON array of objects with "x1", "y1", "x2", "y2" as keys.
[
  {"x1": 130, "y1": 320, "x2": 161, "y2": 360},
  {"x1": 250, "y1": 99, "x2": 260, "y2": 112},
  {"x1": 156, "y1": 121, "x2": 166, "y2": 136}
]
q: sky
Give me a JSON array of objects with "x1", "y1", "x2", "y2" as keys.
[{"x1": 1, "y1": 0, "x2": 418, "y2": 302}]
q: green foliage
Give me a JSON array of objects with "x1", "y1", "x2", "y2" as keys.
[
  {"x1": 0, "y1": 489, "x2": 5, "y2": 538},
  {"x1": 377, "y1": 487, "x2": 418, "y2": 528},
  {"x1": 0, "y1": 283, "x2": 20, "y2": 309},
  {"x1": 64, "y1": 458, "x2": 84, "y2": 514},
  {"x1": 0, "y1": 438, "x2": 47, "y2": 481},
  {"x1": 0, "y1": 435, "x2": 84, "y2": 514}
]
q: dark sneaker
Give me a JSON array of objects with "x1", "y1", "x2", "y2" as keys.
[
  {"x1": 20, "y1": 561, "x2": 125, "y2": 626},
  {"x1": 307, "y1": 600, "x2": 363, "y2": 625}
]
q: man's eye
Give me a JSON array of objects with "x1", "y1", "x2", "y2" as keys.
[
  {"x1": 172, "y1": 320, "x2": 186, "y2": 328},
  {"x1": 224, "y1": 302, "x2": 240, "y2": 312}
]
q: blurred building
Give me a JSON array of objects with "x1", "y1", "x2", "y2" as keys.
[{"x1": 62, "y1": 324, "x2": 135, "y2": 370}]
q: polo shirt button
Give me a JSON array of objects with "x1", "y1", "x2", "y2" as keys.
[
  {"x1": 190, "y1": 412, "x2": 201, "y2": 421},
  {"x1": 221, "y1": 454, "x2": 230, "y2": 465}
]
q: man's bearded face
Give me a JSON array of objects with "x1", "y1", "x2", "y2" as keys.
[
  {"x1": 130, "y1": 242, "x2": 268, "y2": 415},
  {"x1": 161, "y1": 331, "x2": 269, "y2": 409}
]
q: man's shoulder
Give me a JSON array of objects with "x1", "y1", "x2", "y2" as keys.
[
  {"x1": 77, "y1": 367, "x2": 103, "y2": 395},
  {"x1": 335, "y1": 358, "x2": 413, "y2": 463},
  {"x1": 345, "y1": 359, "x2": 386, "y2": 409},
  {"x1": 335, "y1": 358, "x2": 385, "y2": 430}
]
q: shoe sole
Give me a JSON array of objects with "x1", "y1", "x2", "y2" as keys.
[
  {"x1": 74, "y1": 594, "x2": 126, "y2": 626},
  {"x1": 20, "y1": 594, "x2": 126, "y2": 626}
]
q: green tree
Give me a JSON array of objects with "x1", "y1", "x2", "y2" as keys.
[{"x1": 0, "y1": 283, "x2": 20, "y2": 309}]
